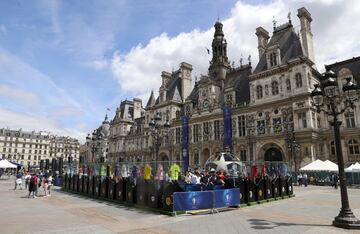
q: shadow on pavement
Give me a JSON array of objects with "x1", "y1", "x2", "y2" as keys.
[{"x1": 248, "y1": 218, "x2": 331, "y2": 230}]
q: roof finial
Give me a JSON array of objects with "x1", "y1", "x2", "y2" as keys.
[
  {"x1": 248, "y1": 55, "x2": 251, "y2": 65},
  {"x1": 240, "y1": 54, "x2": 243, "y2": 67},
  {"x1": 287, "y1": 9, "x2": 292, "y2": 23},
  {"x1": 272, "y1": 16, "x2": 277, "y2": 30}
]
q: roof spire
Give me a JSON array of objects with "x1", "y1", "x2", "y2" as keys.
[
  {"x1": 287, "y1": 9, "x2": 292, "y2": 24},
  {"x1": 272, "y1": 16, "x2": 277, "y2": 30}
]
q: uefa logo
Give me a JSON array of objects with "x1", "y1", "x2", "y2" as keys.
[{"x1": 151, "y1": 196, "x2": 155, "y2": 202}]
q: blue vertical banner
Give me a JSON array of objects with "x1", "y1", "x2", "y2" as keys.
[
  {"x1": 223, "y1": 106, "x2": 233, "y2": 150},
  {"x1": 181, "y1": 116, "x2": 189, "y2": 172}
]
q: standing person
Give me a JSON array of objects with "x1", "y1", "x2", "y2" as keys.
[
  {"x1": 14, "y1": 172, "x2": 23, "y2": 190},
  {"x1": 24, "y1": 172, "x2": 31, "y2": 189},
  {"x1": 46, "y1": 175, "x2": 53, "y2": 196},
  {"x1": 28, "y1": 174, "x2": 38, "y2": 198},
  {"x1": 35, "y1": 173, "x2": 40, "y2": 197},
  {"x1": 42, "y1": 176, "x2": 48, "y2": 196},
  {"x1": 303, "y1": 172, "x2": 308, "y2": 187},
  {"x1": 298, "y1": 173, "x2": 303, "y2": 186}
]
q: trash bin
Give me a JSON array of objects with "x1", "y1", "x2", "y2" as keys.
[
  {"x1": 148, "y1": 180, "x2": 165, "y2": 209},
  {"x1": 238, "y1": 178, "x2": 246, "y2": 205},
  {"x1": 94, "y1": 176, "x2": 101, "y2": 197},
  {"x1": 136, "y1": 178, "x2": 146, "y2": 206},
  {"x1": 272, "y1": 177, "x2": 281, "y2": 198},
  {"x1": 107, "y1": 178, "x2": 115, "y2": 200},
  {"x1": 286, "y1": 176, "x2": 293, "y2": 196},
  {"x1": 100, "y1": 177, "x2": 108, "y2": 198},
  {"x1": 125, "y1": 177, "x2": 136, "y2": 204},
  {"x1": 245, "y1": 178, "x2": 255, "y2": 204},
  {"x1": 255, "y1": 177, "x2": 265, "y2": 202},
  {"x1": 162, "y1": 182, "x2": 183, "y2": 212},
  {"x1": 83, "y1": 176, "x2": 88, "y2": 194},
  {"x1": 115, "y1": 178, "x2": 126, "y2": 202},
  {"x1": 264, "y1": 177, "x2": 273, "y2": 200},
  {"x1": 279, "y1": 177, "x2": 287, "y2": 197},
  {"x1": 69, "y1": 175, "x2": 74, "y2": 191}
]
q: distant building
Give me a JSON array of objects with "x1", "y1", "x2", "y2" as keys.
[{"x1": 0, "y1": 128, "x2": 79, "y2": 167}]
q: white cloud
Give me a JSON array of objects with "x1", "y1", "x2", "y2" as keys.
[
  {"x1": 0, "y1": 24, "x2": 7, "y2": 35},
  {"x1": 111, "y1": 0, "x2": 360, "y2": 99},
  {"x1": 0, "y1": 85, "x2": 40, "y2": 107},
  {"x1": 0, "y1": 107, "x2": 85, "y2": 140}
]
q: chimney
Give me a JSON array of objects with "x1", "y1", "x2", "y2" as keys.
[
  {"x1": 297, "y1": 7, "x2": 315, "y2": 62},
  {"x1": 160, "y1": 71, "x2": 172, "y2": 103},
  {"x1": 180, "y1": 62, "x2": 193, "y2": 101},
  {"x1": 132, "y1": 98, "x2": 142, "y2": 119},
  {"x1": 255, "y1": 27, "x2": 269, "y2": 60}
]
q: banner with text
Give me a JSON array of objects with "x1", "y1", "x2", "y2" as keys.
[{"x1": 223, "y1": 106, "x2": 232, "y2": 150}]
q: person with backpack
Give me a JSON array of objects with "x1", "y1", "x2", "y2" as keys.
[
  {"x1": 46, "y1": 175, "x2": 53, "y2": 196},
  {"x1": 24, "y1": 172, "x2": 31, "y2": 189},
  {"x1": 28, "y1": 174, "x2": 38, "y2": 198},
  {"x1": 14, "y1": 172, "x2": 23, "y2": 190}
]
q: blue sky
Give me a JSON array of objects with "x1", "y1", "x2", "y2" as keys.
[{"x1": 0, "y1": 0, "x2": 359, "y2": 141}]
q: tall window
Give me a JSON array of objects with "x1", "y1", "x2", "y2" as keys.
[
  {"x1": 214, "y1": 120, "x2": 221, "y2": 140},
  {"x1": 330, "y1": 141, "x2": 335, "y2": 155},
  {"x1": 257, "y1": 120, "x2": 265, "y2": 135},
  {"x1": 345, "y1": 112, "x2": 356, "y2": 128},
  {"x1": 238, "y1": 115, "x2": 246, "y2": 137},
  {"x1": 286, "y1": 79, "x2": 291, "y2": 91},
  {"x1": 348, "y1": 139, "x2": 360, "y2": 155},
  {"x1": 295, "y1": 73, "x2": 303, "y2": 88},
  {"x1": 240, "y1": 150, "x2": 247, "y2": 161},
  {"x1": 175, "y1": 128, "x2": 180, "y2": 144},
  {"x1": 193, "y1": 151, "x2": 200, "y2": 165},
  {"x1": 203, "y1": 122, "x2": 209, "y2": 141},
  {"x1": 193, "y1": 124, "x2": 199, "y2": 143},
  {"x1": 269, "y1": 52, "x2": 277, "y2": 67},
  {"x1": 256, "y1": 85, "x2": 263, "y2": 99},
  {"x1": 298, "y1": 112, "x2": 307, "y2": 128},
  {"x1": 271, "y1": 81, "x2": 279, "y2": 95},
  {"x1": 273, "y1": 117, "x2": 282, "y2": 133}
]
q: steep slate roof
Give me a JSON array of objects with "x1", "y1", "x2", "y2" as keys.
[
  {"x1": 165, "y1": 75, "x2": 182, "y2": 102},
  {"x1": 326, "y1": 56, "x2": 360, "y2": 84},
  {"x1": 254, "y1": 23, "x2": 304, "y2": 73},
  {"x1": 225, "y1": 64, "x2": 252, "y2": 104},
  {"x1": 145, "y1": 90, "x2": 156, "y2": 108},
  {"x1": 185, "y1": 83, "x2": 199, "y2": 104}
]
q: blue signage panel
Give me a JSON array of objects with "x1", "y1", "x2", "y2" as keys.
[
  {"x1": 173, "y1": 191, "x2": 213, "y2": 212},
  {"x1": 181, "y1": 116, "x2": 189, "y2": 172},
  {"x1": 214, "y1": 188, "x2": 240, "y2": 208},
  {"x1": 223, "y1": 106, "x2": 232, "y2": 150}
]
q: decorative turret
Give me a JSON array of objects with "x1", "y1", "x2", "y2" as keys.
[
  {"x1": 297, "y1": 7, "x2": 315, "y2": 63},
  {"x1": 208, "y1": 20, "x2": 231, "y2": 82}
]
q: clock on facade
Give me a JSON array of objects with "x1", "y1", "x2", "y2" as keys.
[{"x1": 203, "y1": 99, "x2": 209, "y2": 109}]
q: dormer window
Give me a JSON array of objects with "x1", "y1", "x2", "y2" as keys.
[
  {"x1": 295, "y1": 73, "x2": 303, "y2": 88},
  {"x1": 269, "y1": 52, "x2": 277, "y2": 67}
]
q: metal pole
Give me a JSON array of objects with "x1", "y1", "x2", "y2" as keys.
[{"x1": 332, "y1": 104, "x2": 360, "y2": 228}]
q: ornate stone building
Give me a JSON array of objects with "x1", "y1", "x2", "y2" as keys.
[{"x1": 107, "y1": 7, "x2": 360, "y2": 171}]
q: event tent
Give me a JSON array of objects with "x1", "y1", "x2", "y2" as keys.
[
  {"x1": 0, "y1": 159, "x2": 17, "y2": 169},
  {"x1": 345, "y1": 162, "x2": 360, "y2": 172},
  {"x1": 323, "y1": 160, "x2": 338, "y2": 172},
  {"x1": 300, "y1": 159, "x2": 329, "y2": 171}
]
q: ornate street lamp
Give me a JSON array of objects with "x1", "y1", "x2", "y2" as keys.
[
  {"x1": 311, "y1": 67, "x2": 360, "y2": 229},
  {"x1": 149, "y1": 112, "x2": 171, "y2": 162}
]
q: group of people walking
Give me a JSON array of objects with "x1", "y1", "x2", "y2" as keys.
[{"x1": 13, "y1": 170, "x2": 53, "y2": 198}]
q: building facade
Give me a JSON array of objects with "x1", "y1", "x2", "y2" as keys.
[
  {"x1": 0, "y1": 128, "x2": 80, "y2": 167},
  {"x1": 107, "y1": 7, "x2": 360, "y2": 171}
]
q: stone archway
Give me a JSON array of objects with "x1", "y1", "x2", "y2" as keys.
[
  {"x1": 264, "y1": 147, "x2": 283, "y2": 161},
  {"x1": 159, "y1": 152, "x2": 169, "y2": 162}
]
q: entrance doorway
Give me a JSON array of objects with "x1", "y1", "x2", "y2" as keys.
[{"x1": 264, "y1": 147, "x2": 283, "y2": 161}]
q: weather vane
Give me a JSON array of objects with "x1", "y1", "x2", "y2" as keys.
[{"x1": 272, "y1": 16, "x2": 277, "y2": 29}]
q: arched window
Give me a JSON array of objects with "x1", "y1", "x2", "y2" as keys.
[
  {"x1": 256, "y1": 85, "x2": 263, "y2": 99},
  {"x1": 269, "y1": 52, "x2": 277, "y2": 67},
  {"x1": 348, "y1": 139, "x2": 360, "y2": 155},
  {"x1": 295, "y1": 73, "x2": 303, "y2": 88},
  {"x1": 330, "y1": 141, "x2": 335, "y2": 155},
  {"x1": 286, "y1": 79, "x2": 291, "y2": 91},
  {"x1": 271, "y1": 81, "x2": 279, "y2": 95}
]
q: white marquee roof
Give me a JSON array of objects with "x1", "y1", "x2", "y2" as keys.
[{"x1": 0, "y1": 159, "x2": 17, "y2": 169}]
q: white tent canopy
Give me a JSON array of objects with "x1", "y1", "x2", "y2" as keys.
[
  {"x1": 0, "y1": 159, "x2": 17, "y2": 169},
  {"x1": 300, "y1": 159, "x2": 328, "y2": 171},
  {"x1": 323, "y1": 160, "x2": 338, "y2": 172},
  {"x1": 300, "y1": 159, "x2": 339, "y2": 172},
  {"x1": 345, "y1": 162, "x2": 360, "y2": 172}
]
